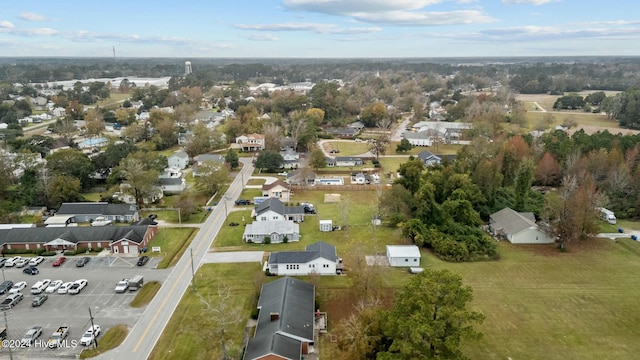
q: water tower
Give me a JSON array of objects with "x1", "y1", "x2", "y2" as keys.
[{"x1": 184, "y1": 61, "x2": 192, "y2": 75}]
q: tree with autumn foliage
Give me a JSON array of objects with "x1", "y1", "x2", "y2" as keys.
[{"x1": 535, "y1": 152, "x2": 562, "y2": 186}]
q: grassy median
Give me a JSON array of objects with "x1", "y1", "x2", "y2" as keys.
[
  {"x1": 80, "y1": 324, "x2": 129, "y2": 358},
  {"x1": 130, "y1": 281, "x2": 162, "y2": 308}
]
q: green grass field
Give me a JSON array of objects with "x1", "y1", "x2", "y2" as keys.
[
  {"x1": 96, "y1": 92, "x2": 132, "y2": 109},
  {"x1": 144, "y1": 228, "x2": 196, "y2": 268},
  {"x1": 323, "y1": 141, "x2": 371, "y2": 156},
  {"x1": 148, "y1": 263, "x2": 263, "y2": 360},
  {"x1": 425, "y1": 239, "x2": 640, "y2": 359}
]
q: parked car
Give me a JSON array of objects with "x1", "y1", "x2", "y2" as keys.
[
  {"x1": 45, "y1": 280, "x2": 63, "y2": 293},
  {"x1": 0, "y1": 258, "x2": 6, "y2": 268},
  {"x1": 32, "y1": 294, "x2": 48, "y2": 307},
  {"x1": 68, "y1": 279, "x2": 88, "y2": 295},
  {"x1": 114, "y1": 279, "x2": 129, "y2": 293},
  {"x1": 4, "y1": 256, "x2": 22, "y2": 267},
  {"x1": 80, "y1": 325, "x2": 101, "y2": 346},
  {"x1": 76, "y1": 257, "x2": 90, "y2": 267},
  {"x1": 29, "y1": 257, "x2": 44, "y2": 266},
  {"x1": 30, "y1": 279, "x2": 51, "y2": 295},
  {"x1": 235, "y1": 199, "x2": 252, "y2": 206},
  {"x1": 0, "y1": 281, "x2": 13, "y2": 295},
  {"x1": 23, "y1": 266, "x2": 39, "y2": 275},
  {"x1": 8, "y1": 281, "x2": 27, "y2": 294},
  {"x1": 329, "y1": 149, "x2": 340, "y2": 154},
  {"x1": 277, "y1": 172, "x2": 288, "y2": 176},
  {"x1": 137, "y1": 256, "x2": 149, "y2": 267},
  {"x1": 21, "y1": 326, "x2": 42, "y2": 346},
  {"x1": 52, "y1": 257, "x2": 67, "y2": 267},
  {"x1": 15, "y1": 258, "x2": 29, "y2": 268},
  {"x1": 57, "y1": 282, "x2": 74, "y2": 294},
  {"x1": 0, "y1": 293, "x2": 23, "y2": 310}
]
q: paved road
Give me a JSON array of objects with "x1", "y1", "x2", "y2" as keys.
[{"x1": 95, "y1": 158, "x2": 254, "y2": 360}]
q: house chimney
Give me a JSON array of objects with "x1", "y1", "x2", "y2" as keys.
[{"x1": 270, "y1": 312, "x2": 280, "y2": 321}]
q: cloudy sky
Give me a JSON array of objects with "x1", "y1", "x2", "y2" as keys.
[{"x1": 1, "y1": 0, "x2": 639, "y2": 58}]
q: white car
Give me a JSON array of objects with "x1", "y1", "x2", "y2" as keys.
[
  {"x1": 45, "y1": 280, "x2": 63, "y2": 294},
  {"x1": 30, "y1": 279, "x2": 51, "y2": 295},
  {"x1": 9, "y1": 281, "x2": 27, "y2": 294},
  {"x1": 15, "y1": 258, "x2": 29, "y2": 268},
  {"x1": 277, "y1": 172, "x2": 288, "y2": 176},
  {"x1": 4, "y1": 256, "x2": 22, "y2": 267},
  {"x1": 79, "y1": 325, "x2": 101, "y2": 346},
  {"x1": 68, "y1": 279, "x2": 88, "y2": 295},
  {"x1": 57, "y1": 282, "x2": 74, "y2": 294},
  {"x1": 29, "y1": 257, "x2": 44, "y2": 266},
  {"x1": 21, "y1": 326, "x2": 42, "y2": 347}
]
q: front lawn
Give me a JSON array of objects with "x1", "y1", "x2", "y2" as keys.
[{"x1": 144, "y1": 228, "x2": 196, "y2": 269}]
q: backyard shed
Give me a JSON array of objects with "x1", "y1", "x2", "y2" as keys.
[
  {"x1": 319, "y1": 220, "x2": 333, "y2": 232},
  {"x1": 386, "y1": 245, "x2": 421, "y2": 267}
]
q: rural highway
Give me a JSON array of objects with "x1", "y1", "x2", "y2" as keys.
[{"x1": 95, "y1": 157, "x2": 254, "y2": 360}]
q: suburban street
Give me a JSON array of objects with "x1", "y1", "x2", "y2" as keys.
[{"x1": 94, "y1": 157, "x2": 254, "y2": 360}]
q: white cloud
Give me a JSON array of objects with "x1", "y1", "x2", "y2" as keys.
[
  {"x1": 502, "y1": 0, "x2": 556, "y2": 5},
  {"x1": 235, "y1": 22, "x2": 382, "y2": 34},
  {"x1": 19, "y1": 12, "x2": 47, "y2": 21},
  {"x1": 352, "y1": 10, "x2": 495, "y2": 26},
  {"x1": 284, "y1": 0, "x2": 443, "y2": 14},
  {"x1": 0, "y1": 20, "x2": 14, "y2": 29},
  {"x1": 283, "y1": 0, "x2": 496, "y2": 26},
  {"x1": 242, "y1": 34, "x2": 280, "y2": 41}
]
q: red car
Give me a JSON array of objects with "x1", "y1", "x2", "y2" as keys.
[{"x1": 52, "y1": 257, "x2": 67, "y2": 267}]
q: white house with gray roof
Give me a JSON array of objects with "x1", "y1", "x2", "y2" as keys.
[
  {"x1": 254, "y1": 198, "x2": 305, "y2": 222},
  {"x1": 242, "y1": 220, "x2": 300, "y2": 244},
  {"x1": 267, "y1": 241, "x2": 342, "y2": 276},
  {"x1": 168, "y1": 149, "x2": 189, "y2": 169},
  {"x1": 489, "y1": 207, "x2": 553, "y2": 244}
]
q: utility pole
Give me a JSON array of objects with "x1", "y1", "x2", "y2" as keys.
[
  {"x1": 3, "y1": 310, "x2": 13, "y2": 360},
  {"x1": 224, "y1": 197, "x2": 229, "y2": 225},
  {"x1": 88, "y1": 307, "x2": 98, "y2": 349}
]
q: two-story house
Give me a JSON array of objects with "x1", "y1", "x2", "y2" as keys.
[
  {"x1": 168, "y1": 149, "x2": 189, "y2": 169},
  {"x1": 254, "y1": 198, "x2": 305, "y2": 223},
  {"x1": 236, "y1": 133, "x2": 265, "y2": 152},
  {"x1": 262, "y1": 180, "x2": 292, "y2": 202}
]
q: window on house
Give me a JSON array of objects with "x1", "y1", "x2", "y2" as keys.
[{"x1": 405, "y1": 259, "x2": 408, "y2": 262}]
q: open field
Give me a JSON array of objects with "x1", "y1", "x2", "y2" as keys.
[
  {"x1": 322, "y1": 140, "x2": 371, "y2": 156},
  {"x1": 148, "y1": 263, "x2": 263, "y2": 360},
  {"x1": 143, "y1": 228, "x2": 196, "y2": 268},
  {"x1": 96, "y1": 92, "x2": 132, "y2": 109}
]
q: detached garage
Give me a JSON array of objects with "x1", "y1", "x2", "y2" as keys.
[{"x1": 386, "y1": 245, "x2": 421, "y2": 267}]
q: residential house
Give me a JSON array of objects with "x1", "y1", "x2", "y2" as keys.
[
  {"x1": 349, "y1": 121, "x2": 365, "y2": 131},
  {"x1": 242, "y1": 220, "x2": 300, "y2": 244},
  {"x1": 168, "y1": 150, "x2": 189, "y2": 170},
  {"x1": 254, "y1": 198, "x2": 305, "y2": 223},
  {"x1": 236, "y1": 133, "x2": 265, "y2": 152},
  {"x1": 177, "y1": 130, "x2": 193, "y2": 145},
  {"x1": 262, "y1": 180, "x2": 292, "y2": 202},
  {"x1": 280, "y1": 148, "x2": 301, "y2": 169},
  {"x1": 324, "y1": 127, "x2": 360, "y2": 138},
  {"x1": 244, "y1": 277, "x2": 315, "y2": 360},
  {"x1": 335, "y1": 157, "x2": 363, "y2": 167},
  {"x1": 193, "y1": 154, "x2": 225, "y2": 177},
  {"x1": 417, "y1": 150, "x2": 442, "y2": 166},
  {"x1": 267, "y1": 241, "x2": 342, "y2": 276},
  {"x1": 386, "y1": 245, "x2": 422, "y2": 267},
  {"x1": 286, "y1": 169, "x2": 316, "y2": 186},
  {"x1": 0, "y1": 224, "x2": 157, "y2": 255},
  {"x1": 325, "y1": 157, "x2": 336, "y2": 167},
  {"x1": 489, "y1": 207, "x2": 553, "y2": 244},
  {"x1": 54, "y1": 202, "x2": 140, "y2": 223},
  {"x1": 159, "y1": 177, "x2": 186, "y2": 194},
  {"x1": 404, "y1": 131, "x2": 433, "y2": 147}
]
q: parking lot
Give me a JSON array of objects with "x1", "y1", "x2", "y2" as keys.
[{"x1": 0, "y1": 255, "x2": 169, "y2": 359}]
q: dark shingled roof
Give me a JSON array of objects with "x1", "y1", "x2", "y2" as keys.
[
  {"x1": 244, "y1": 277, "x2": 314, "y2": 360},
  {"x1": 255, "y1": 198, "x2": 304, "y2": 217},
  {"x1": 268, "y1": 241, "x2": 338, "y2": 265},
  {"x1": 0, "y1": 225, "x2": 151, "y2": 246},
  {"x1": 56, "y1": 202, "x2": 138, "y2": 216}
]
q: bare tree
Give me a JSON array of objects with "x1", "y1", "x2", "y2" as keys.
[
  {"x1": 196, "y1": 285, "x2": 244, "y2": 360},
  {"x1": 286, "y1": 111, "x2": 307, "y2": 151},
  {"x1": 263, "y1": 123, "x2": 283, "y2": 151},
  {"x1": 368, "y1": 133, "x2": 390, "y2": 161}
]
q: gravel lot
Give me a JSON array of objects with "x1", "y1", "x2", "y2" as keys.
[{"x1": 0, "y1": 255, "x2": 169, "y2": 359}]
